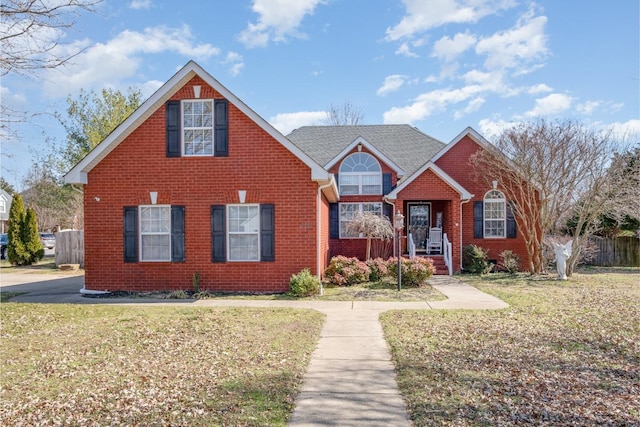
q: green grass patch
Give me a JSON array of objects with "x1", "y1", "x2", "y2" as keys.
[
  {"x1": 381, "y1": 268, "x2": 640, "y2": 426},
  {"x1": 0, "y1": 304, "x2": 324, "y2": 426}
]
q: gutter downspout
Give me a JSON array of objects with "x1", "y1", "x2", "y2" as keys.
[
  {"x1": 317, "y1": 178, "x2": 336, "y2": 296},
  {"x1": 460, "y1": 198, "x2": 472, "y2": 272}
]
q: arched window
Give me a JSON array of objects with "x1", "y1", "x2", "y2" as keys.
[
  {"x1": 339, "y1": 153, "x2": 382, "y2": 195},
  {"x1": 484, "y1": 190, "x2": 506, "y2": 238}
]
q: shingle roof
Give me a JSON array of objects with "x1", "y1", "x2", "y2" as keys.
[{"x1": 287, "y1": 125, "x2": 446, "y2": 183}]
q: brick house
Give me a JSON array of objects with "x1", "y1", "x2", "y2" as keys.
[{"x1": 65, "y1": 61, "x2": 529, "y2": 293}]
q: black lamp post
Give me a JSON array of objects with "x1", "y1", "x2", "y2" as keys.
[{"x1": 394, "y1": 212, "x2": 404, "y2": 291}]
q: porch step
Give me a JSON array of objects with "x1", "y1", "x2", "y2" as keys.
[{"x1": 412, "y1": 254, "x2": 449, "y2": 275}]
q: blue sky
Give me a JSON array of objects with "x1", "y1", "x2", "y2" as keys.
[{"x1": 2, "y1": 0, "x2": 639, "y2": 190}]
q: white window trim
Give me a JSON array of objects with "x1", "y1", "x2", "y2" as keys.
[
  {"x1": 139, "y1": 204, "x2": 172, "y2": 262},
  {"x1": 227, "y1": 204, "x2": 260, "y2": 262},
  {"x1": 182, "y1": 99, "x2": 214, "y2": 157},
  {"x1": 339, "y1": 202, "x2": 383, "y2": 239},
  {"x1": 483, "y1": 190, "x2": 506, "y2": 239},
  {"x1": 339, "y1": 153, "x2": 382, "y2": 195}
]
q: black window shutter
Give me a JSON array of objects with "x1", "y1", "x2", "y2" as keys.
[
  {"x1": 171, "y1": 206, "x2": 185, "y2": 262},
  {"x1": 329, "y1": 203, "x2": 339, "y2": 239},
  {"x1": 383, "y1": 203, "x2": 393, "y2": 222},
  {"x1": 260, "y1": 204, "x2": 275, "y2": 262},
  {"x1": 211, "y1": 205, "x2": 226, "y2": 262},
  {"x1": 214, "y1": 99, "x2": 228, "y2": 157},
  {"x1": 166, "y1": 101, "x2": 181, "y2": 157},
  {"x1": 123, "y1": 207, "x2": 138, "y2": 262},
  {"x1": 474, "y1": 201, "x2": 484, "y2": 239},
  {"x1": 383, "y1": 173, "x2": 392, "y2": 194},
  {"x1": 506, "y1": 202, "x2": 517, "y2": 238}
]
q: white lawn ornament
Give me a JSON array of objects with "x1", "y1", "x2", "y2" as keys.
[{"x1": 553, "y1": 240, "x2": 572, "y2": 280}]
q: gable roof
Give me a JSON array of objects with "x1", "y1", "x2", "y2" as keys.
[
  {"x1": 64, "y1": 61, "x2": 332, "y2": 186},
  {"x1": 430, "y1": 125, "x2": 490, "y2": 164},
  {"x1": 287, "y1": 125, "x2": 445, "y2": 183},
  {"x1": 387, "y1": 161, "x2": 473, "y2": 201}
]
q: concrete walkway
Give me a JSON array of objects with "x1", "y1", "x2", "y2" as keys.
[
  {"x1": 285, "y1": 276, "x2": 507, "y2": 426},
  {"x1": 1, "y1": 272, "x2": 508, "y2": 426}
]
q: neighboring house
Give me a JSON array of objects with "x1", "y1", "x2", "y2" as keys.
[
  {"x1": 65, "y1": 61, "x2": 529, "y2": 293},
  {"x1": 0, "y1": 189, "x2": 12, "y2": 233}
]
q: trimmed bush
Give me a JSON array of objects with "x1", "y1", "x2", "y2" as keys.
[
  {"x1": 323, "y1": 256, "x2": 370, "y2": 286},
  {"x1": 462, "y1": 244, "x2": 491, "y2": 274},
  {"x1": 289, "y1": 268, "x2": 320, "y2": 297},
  {"x1": 500, "y1": 250, "x2": 520, "y2": 274},
  {"x1": 366, "y1": 257, "x2": 389, "y2": 282},
  {"x1": 386, "y1": 257, "x2": 436, "y2": 288}
]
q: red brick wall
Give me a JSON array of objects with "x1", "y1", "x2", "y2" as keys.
[
  {"x1": 83, "y1": 76, "x2": 319, "y2": 293},
  {"x1": 435, "y1": 135, "x2": 530, "y2": 269}
]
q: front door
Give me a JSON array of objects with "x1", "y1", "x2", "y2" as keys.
[{"x1": 407, "y1": 203, "x2": 430, "y2": 252}]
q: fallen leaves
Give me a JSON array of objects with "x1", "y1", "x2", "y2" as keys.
[
  {"x1": 0, "y1": 305, "x2": 324, "y2": 426},
  {"x1": 382, "y1": 269, "x2": 640, "y2": 426}
]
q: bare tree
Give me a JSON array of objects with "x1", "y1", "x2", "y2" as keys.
[
  {"x1": 1, "y1": 0, "x2": 101, "y2": 76},
  {"x1": 345, "y1": 211, "x2": 393, "y2": 260},
  {"x1": 325, "y1": 102, "x2": 364, "y2": 125},
  {"x1": 471, "y1": 119, "x2": 638, "y2": 276}
]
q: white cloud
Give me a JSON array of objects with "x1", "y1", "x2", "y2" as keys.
[
  {"x1": 395, "y1": 42, "x2": 419, "y2": 57},
  {"x1": 431, "y1": 32, "x2": 477, "y2": 62},
  {"x1": 238, "y1": 0, "x2": 326, "y2": 48},
  {"x1": 607, "y1": 119, "x2": 640, "y2": 140},
  {"x1": 222, "y1": 52, "x2": 244, "y2": 76},
  {"x1": 383, "y1": 85, "x2": 483, "y2": 123},
  {"x1": 527, "y1": 83, "x2": 552, "y2": 94},
  {"x1": 43, "y1": 25, "x2": 219, "y2": 98},
  {"x1": 139, "y1": 80, "x2": 164, "y2": 99},
  {"x1": 129, "y1": 0, "x2": 152, "y2": 10},
  {"x1": 576, "y1": 100, "x2": 600, "y2": 115},
  {"x1": 525, "y1": 93, "x2": 573, "y2": 117},
  {"x1": 377, "y1": 75, "x2": 407, "y2": 96},
  {"x1": 477, "y1": 117, "x2": 519, "y2": 139},
  {"x1": 386, "y1": 0, "x2": 516, "y2": 41},
  {"x1": 454, "y1": 97, "x2": 485, "y2": 119},
  {"x1": 269, "y1": 111, "x2": 327, "y2": 134},
  {"x1": 475, "y1": 10, "x2": 548, "y2": 71},
  {"x1": 0, "y1": 85, "x2": 28, "y2": 109}
]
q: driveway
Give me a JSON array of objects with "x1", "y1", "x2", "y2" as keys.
[{"x1": 1, "y1": 270, "x2": 87, "y2": 304}]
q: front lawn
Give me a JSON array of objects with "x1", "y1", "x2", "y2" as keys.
[
  {"x1": 0, "y1": 305, "x2": 324, "y2": 426},
  {"x1": 381, "y1": 268, "x2": 640, "y2": 426}
]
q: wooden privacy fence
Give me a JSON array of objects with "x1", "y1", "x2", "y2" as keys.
[
  {"x1": 55, "y1": 230, "x2": 84, "y2": 268},
  {"x1": 588, "y1": 236, "x2": 640, "y2": 267}
]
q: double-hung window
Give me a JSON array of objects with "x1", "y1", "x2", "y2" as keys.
[
  {"x1": 339, "y1": 153, "x2": 382, "y2": 195},
  {"x1": 211, "y1": 204, "x2": 275, "y2": 263},
  {"x1": 339, "y1": 202, "x2": 382, "y2": 238},
  {"x1": 166, "y1": 98, "x2": 228, "y2": 158},
  {"x1": 124, "y1": 205, "x2": 185, "y2": 263},
  {"x1": 140, "y1": 205, "x2": 171, "y2": 261},
  {"x1": 483, "y1": 190, "x2": 506, "y2": 238},
  {"x1": 182, "y1": 100, "x2": 213, "y2": 156},
  {"x1": 227, "y1": 204, "x2": 260, "y2": 261}
]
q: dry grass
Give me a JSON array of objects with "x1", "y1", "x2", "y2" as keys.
[
  {"x1": 0, "y1": 305, "x2": 324, "y2": 426},
  {"x1": 381, "y1": 268, "x2": 640, "y2": 426}
]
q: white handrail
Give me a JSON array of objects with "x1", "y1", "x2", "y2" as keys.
[
  {"x1": 408, "y1": 233, "x2": 416, "y2": 260},
  {"x1": 443, "y1": 232, "x2": 452, "y2": 276}
]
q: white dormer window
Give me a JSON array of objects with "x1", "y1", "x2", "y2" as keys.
[
  {"x1": 339, "y1": 153, "x2": 382, "y2": 195},
  {"x1": 182, "y1": 100, "x2": 214, "y2": 156}
]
